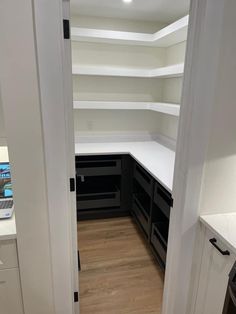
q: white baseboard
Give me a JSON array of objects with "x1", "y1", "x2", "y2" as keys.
[{"x1": 75, "y1": 131, "x2": 176, "y2": 150}]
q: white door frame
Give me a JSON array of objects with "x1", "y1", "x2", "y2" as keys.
[
  {"x1": 62, "y1": 1, "x2": 80, "y2": 312},
  {"x1": 0, "y1": 0, "x2": 78, "y2": 313},
  {"x1": 162, "y1": 0, "x2": 228, "y2": 313}
]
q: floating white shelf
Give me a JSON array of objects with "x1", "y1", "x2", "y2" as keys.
[
  {"x1": 71, "y1": 15, "x2": 189, "y2": 48},
  {"x1": 72, "y1": 63, "x2": 184, "y2": 78},
  {"x1": 73, "y1": 101, "x2": 180, "y2": 116}
]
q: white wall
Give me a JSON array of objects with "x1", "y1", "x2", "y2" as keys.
[
  {"x1": 74, "y1": 109, "x2": 162, "y2": 134},
  {"x1": 0, "y1": 92, "x2": 7, "y2": 146},
  {"x1": 159, "y1": 78, "x2": 183, "y2": 140},
  {"x1": 159, "y1": 114, "x2": 179, "y2": 140},
  {"x1": 73, "y1": 76, "x2": 163, "y2": 101},
  {"x1": 199, "y1": 0, "x2": 236, "y2": 215},
  {"x1": 165, "y1": 41, "x2": 187, "y2": 65},
  {"x1": 162, "y1": 78, "x2": 183, "y2": 103},
  {"x1": 157, "y1": 42, "x2": 186, "y2": 140},
  {"x1": 72, "y1": 41, "x2": 165, "y2": 68}
]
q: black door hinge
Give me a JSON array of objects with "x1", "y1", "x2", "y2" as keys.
[
  {"x1": 63, "y1": 19, "x2": 70, "y2": 39},
  {"x1": 70, "y1": 178, "x2": 75, "y2": 192},
  {"x1": 74, "y1": 291, "x2": 79, "y2": 303},
  {"x1": 78, "y1": 250, "x2": 81, "y2": 271}
]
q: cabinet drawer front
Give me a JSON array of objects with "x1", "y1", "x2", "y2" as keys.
[
  {"x1": 151, "y1": 225, "x2": 167, "y2": 265},
  {"x1": 77, "y1": 191, "x2": 120, "y2": 210},
  {"x1": 132, "y1": 198, "x2": 149, "y2": 235},
  {"x1": 134, "y1": 163, "x2": 153, "y2": 196},
  {"x1": 0, "y1": 268, "x2": 24, "y2": 314},
  {"x1": 154, "y1": 182, "x2": 173, "y2": 218},
  {"x1": 0, "y1": 240, "x2": 18, "y2": 270},
  {"x1": 76, "y1": 159, "x2": 121, "y2": 176}
]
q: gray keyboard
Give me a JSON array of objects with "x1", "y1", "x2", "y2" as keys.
[{"x1": 0, "y1": 200, "x2": 13, "y2": 210}]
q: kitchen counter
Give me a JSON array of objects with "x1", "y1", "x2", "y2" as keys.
[
  {"x1": 0, "y1": 214, "x2": 17, "y2": 240},
  {"x1": 75, "y1": 141, "x2": 175, "y2": 192},
  {"x1": 200, "y1": 213, "x2": 236, "y2": 255}
]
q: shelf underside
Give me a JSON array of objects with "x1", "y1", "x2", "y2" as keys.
[
  {"x1": 73, "y1": 101, "x2": 180, "y2": 116},
  {"x1": 71, "y1": 15, "x2": 189, "y2": 48}
]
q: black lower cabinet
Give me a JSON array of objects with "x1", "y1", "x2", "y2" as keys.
[
  {"x1": 132, "y1": 196, "x2": 150, "y2": 237},
  {"x1": 150, "y1": 219, "x2": 169, "y2": 268},
  {"x1": 131, "y1": 163, "x2": 153, "y2": 238},
  {"x1": 77, "y1": 175, "x2": 121, "y2": 210},
  {"x1": 76, "y1": 155, "x2": 133, "y2": 220},
  {"x1": 75, "y1": 154, "x2": 173, "y2": 271},
  {"x1": 149, "y1": 182, "x2": 173, "y2": 269},
  {"x1": 131, "y1": 162, "x2": 173, "y2": 270}
]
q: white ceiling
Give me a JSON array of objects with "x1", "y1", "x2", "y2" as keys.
[{"x1": 70, "y1": 0, "x2": 190, "y2": 23}]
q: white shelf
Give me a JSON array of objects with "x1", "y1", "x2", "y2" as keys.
[
  {"x1": 73, "y1": 101, "x2": 180, "y2": 116},
  {"x1": 72, "y1": 63, "x2": 184, "y2": 78},
  {"x1": 71, "y1": 15, "x2": 189, "y2": 48}
]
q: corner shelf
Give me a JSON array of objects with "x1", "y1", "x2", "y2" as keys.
[
  {"x1": 73, "y1": 101, "x2": 180, "y2": 116},
  {"x1": 71, "y1": 15, "x2": 189, "y2": 48},
  {"x1": 72, "y1": 63, "x2": 184, "y2": 78}
]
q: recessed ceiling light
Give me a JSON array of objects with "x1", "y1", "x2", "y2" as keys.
[{"x1": 123, "y1": 0, "x2": 133, "y2": 4}]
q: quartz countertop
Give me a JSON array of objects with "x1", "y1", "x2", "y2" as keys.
[
  {"x1": 0, "y1": 141, "x2": 174, "y2": 240},
  {"x1": 200, "y1": 213, "x2": 236, "y2": 255},
  {"x1": 0, "y1": 214, "x2": 17, "y2": 241},
  {"x1": 75, "y1": 141, "x2": 175, "y2": 192}
]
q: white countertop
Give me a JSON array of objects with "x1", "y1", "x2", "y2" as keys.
[
  {"x1": 200, "y1": 213, "x2": 236, "y2": 255},
  {"x1": 0, "y1": 214, "x2": 17, "y2": 241},
  {"x1": 75, "y1": 141, "x2": 175, "y2": 192}
]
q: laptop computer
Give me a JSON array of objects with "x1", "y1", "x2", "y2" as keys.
[{"x1": 0, "y1": 162, "x2": 14, "y2": 219}]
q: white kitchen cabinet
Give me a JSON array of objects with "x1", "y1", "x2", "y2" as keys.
[
  {"x1": 0, "y1": 268, "x2": 24, "y2": 314},
  {"x1": 0, "y1": 239, "x2": 24, "y2": 314},
  {"x1": 194, "y1": 227, "x2": 236, "y2": 314},
  {"x1": 0, "y1": 239, "x2": 18, "y2": 270}
]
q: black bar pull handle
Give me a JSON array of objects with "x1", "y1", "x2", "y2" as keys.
[{"x1": 209, "y1": 238, "x2": 230, "y2": 256}]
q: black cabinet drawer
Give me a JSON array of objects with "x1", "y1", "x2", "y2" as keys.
[
  {"x1": 134, "y1": 163, "x2": 153, "y2": 196},
  {"x1": 77, "y1": 189, "x2": 120, "y2": 210},
  {"x1": 76, "y1": 156, "x2": 121, "y2": 177},
  {"x1": 151, "y1": 223, "x2": 167, "y2": 266},
  {"x1": 154, "y1": 182, "x2": 173, "y2": 218},
  {"x1": 132, "y1": 197, "x2": 149, "y2": 235},
  {"x1": 133, "y1": 179, "x2": 151, "y2": 217},
  {"x1": 77, "y1": 175, "x2": 121, "y2": 211}
]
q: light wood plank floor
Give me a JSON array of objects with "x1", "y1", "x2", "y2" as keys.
[{"x1": 77, "y1": 217, "x2": 164, "y2": 314}]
